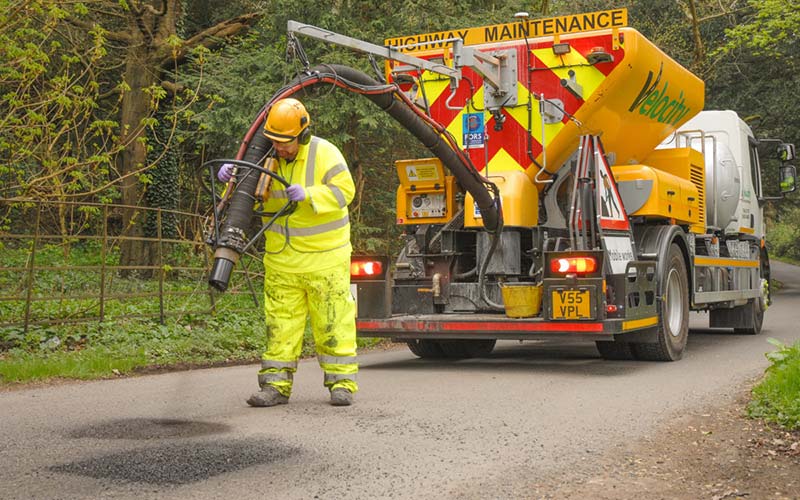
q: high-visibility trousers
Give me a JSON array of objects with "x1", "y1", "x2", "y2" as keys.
[{"x1": 258, "y1": 258, "x2": 358, "y2": 397}]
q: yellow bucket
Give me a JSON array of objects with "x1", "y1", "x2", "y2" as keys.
[{"x1": 500, "y1": 283, "x2": 543, "y2": 318}]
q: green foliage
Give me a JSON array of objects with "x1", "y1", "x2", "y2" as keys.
[
  {"x1": 0, "y1": 0, "x2": 121, "y2": 202},
  {"x1": 720, "y1": 0, "x2": 799, "y2": 59},
  {"x1": 748, "y1": 338, "x2": 800, "y2": 430},
  {"x1": 706, "y1": 0, "x2": 800, "y2": 143},
  {"x1": 767, "y1": 206, "x2": 800, "y2": 261}
]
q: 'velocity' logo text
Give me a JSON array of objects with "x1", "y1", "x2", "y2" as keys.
[{"x1": 628, "y1": 63, "x2": 692, "y2": 126}]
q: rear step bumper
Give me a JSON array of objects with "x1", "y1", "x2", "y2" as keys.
[{"x1": 357, "y1": 314, "x2": 659, "y2": 341}]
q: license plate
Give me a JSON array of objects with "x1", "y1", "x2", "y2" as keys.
[{"x1": 552, "y1": 289, "x2": 592, "y2": 319}]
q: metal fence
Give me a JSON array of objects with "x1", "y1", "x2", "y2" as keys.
[{"x1": 0, "y1": 199, "x2": 262, "y2": 331}]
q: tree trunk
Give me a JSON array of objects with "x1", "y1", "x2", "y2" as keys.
[
  {"x1": 686, "y1": 0, "x2": 706, "y2": 68},
  {"x1": 99, "y1": 0, "x2": 256, "y2": 277},
  {"x1": 117, "y1": 45, "x2": 159, "y2": 277}
]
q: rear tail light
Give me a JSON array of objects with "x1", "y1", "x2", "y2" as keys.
[
  {"x1": 351, "y1": 260, "x2": 383, "y2": 278},
  {"x1": 550, "y1": 256, "x2": 597, "y2": 274}
]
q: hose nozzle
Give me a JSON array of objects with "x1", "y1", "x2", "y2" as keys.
[{"x1": 208, "y1": 247, "x2": 241, "y2": 292}]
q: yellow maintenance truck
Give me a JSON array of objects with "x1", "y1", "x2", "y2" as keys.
[{"x1": 208, "y1": 9, "x2": 797, "y2": 361}]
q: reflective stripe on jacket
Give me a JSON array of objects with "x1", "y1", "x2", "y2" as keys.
[{"x1": 262, "y1": 137, "x2": 355, "y2": 272}]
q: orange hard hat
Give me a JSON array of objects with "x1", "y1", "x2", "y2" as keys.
[{"x1": 263, "y1": 98, "x2": 310, "y2": 143}]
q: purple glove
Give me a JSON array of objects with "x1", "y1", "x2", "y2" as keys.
[
  {"x1": 217, "y1": 163, "x2": 235, "y2": 182},
  {"x1": 285, "y1": 184, "x2": 306, "y2": 202}
]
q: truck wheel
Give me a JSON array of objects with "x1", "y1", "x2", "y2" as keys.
[
  {"x1": 734, "y1": 253, "x2": 768, "y2": 335},
  {"x1": 438, "y1": 339, "x2": 496, "y2": 359},
  {"x1": 632, "y1": 244, "x2": 689, "y2": 361},
  {"x1": 406, "y1": 339, "x2": 445, "y2": 358},
  {"x1": 733, "y1": 299, "x2": 764, "y2": 335},
  {"x1": 595, "y1": 341, "x2": 634, "y2": 360}
]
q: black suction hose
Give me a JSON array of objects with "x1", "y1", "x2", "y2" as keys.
[{"x1": 208, "y1": 132, "x2": 272, "y2": 291}]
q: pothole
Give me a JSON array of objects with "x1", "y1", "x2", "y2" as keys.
[
  {"x1": 51, "y1": 438, "x2": 299, "y2": 485},
  {"x1": 68, "y1": 418, "x2": 231, "y2": 440}
]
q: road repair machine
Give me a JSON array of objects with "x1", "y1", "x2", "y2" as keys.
[{"x1": 207, "y1": 9, "x2": 797, "y2": 362}]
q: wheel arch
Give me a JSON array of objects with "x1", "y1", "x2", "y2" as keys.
[
  {"x1": 634, "y1": 224, "x2": 691, "y2": 296},
  {"x1": 631, "y1": 224, "x2": 691, "y2": 361}
]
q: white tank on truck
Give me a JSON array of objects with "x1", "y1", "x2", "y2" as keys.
[{"x1": 663, "y1": 110, "x2": 760, "y2": 235}]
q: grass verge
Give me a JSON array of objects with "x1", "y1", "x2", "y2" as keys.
[
  {"x1": 0, "y1": 346, "x2": 149, "y2": 381},
  {"x1": 747, "y1": 338, "x2": 800, "y2": 430},
  {"x1": 0, "y1": 312, "x2": 385, "y2": 385}
]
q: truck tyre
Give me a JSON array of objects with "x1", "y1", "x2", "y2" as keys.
[
  {"x1": 733, "y1": 299, "x2": 764, "y2": 335},
  {"x1": 438, "y1": 339, "x2": 496, "y2": 359},
  {"x1": 595, "y1": 341, "x2": 635, "y2": 360},
  {"x1": 406, "y1": 339, "x2": 445, "y2": 358},
  {"x1": 734, "y1": 253, "x2": 768, "y2": 335},
  {"x1": 632, "y1": 243, "x2": 689, "y2": 361}
]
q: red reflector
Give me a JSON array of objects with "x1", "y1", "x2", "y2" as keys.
[
  {"x1": 351, "y1": 260, "x2": 383, "y2": 277},
  {"x1": 550, "y1": 257, "x2": 597, "y2": 274}
]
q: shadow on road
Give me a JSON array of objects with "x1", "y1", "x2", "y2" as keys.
[
  {"x1": 363, "y1": 326, "x2": 776, "y2": 376},
  {"x1": 363, "y1": 341, "x2": 643, "y2": 377}
]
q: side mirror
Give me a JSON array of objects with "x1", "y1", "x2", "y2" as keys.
[
  {"x1": 780, "y1": 165, "x2": 796, "y2": 194},
  {"x1": 778, "y1": 143, "x2": 796, "y2": 162}
]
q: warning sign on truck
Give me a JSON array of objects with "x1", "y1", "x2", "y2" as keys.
[{"x1": 405, "y1": 163, "x2": 440, "y2": 182}]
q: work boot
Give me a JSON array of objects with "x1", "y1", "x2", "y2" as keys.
[
  {"x1": 246, "y1": 386, "x2": 288, "y2": 407},
  {"x1": 329, "y1": 388, "x2": 354, "y2": 406}
]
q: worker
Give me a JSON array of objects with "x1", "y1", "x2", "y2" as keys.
[{"x1": 219, "y1": 98, "x2": 358, "y2": 407}]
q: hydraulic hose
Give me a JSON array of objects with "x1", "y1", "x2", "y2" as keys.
[{"x1": 313, "y1": 65, "x2": 500, "y2": 232}]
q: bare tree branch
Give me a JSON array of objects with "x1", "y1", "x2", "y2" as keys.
[
  {"x1": 160, "y1": 80, "x2": 185, "y2": 96},
  {"x1": 64, "y1": 16, "x2": 134, "y2": 43},
  {"x1": 142, "y1": 1, "x2": 167, "y2": 17},
  {"x1": 698, "y1": 7, "x2": 749, "y2": 23},
  {"x1": 157, "y1": 13, "x2": 260, "y2": 68},
  {"x1": 129, "y1": 0, "x2": 144, "y2": 17}
]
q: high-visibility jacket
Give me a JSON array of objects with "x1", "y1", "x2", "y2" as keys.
[{"x1": 262, "y1": 137, "x2": 355, "y2": 272}]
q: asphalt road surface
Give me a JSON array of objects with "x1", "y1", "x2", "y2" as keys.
[{"x1": 2, "y1": 261, "x2": 799, "y2": 499}]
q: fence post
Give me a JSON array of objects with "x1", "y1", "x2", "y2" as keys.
[
  {"x1": 157, "y1": 208, "x2": 165, "y2": 325},
  {"x1": 23, "y1": 205, "x2": 41, "y2": 333},
  {"x1": 100, "y1": 205, "x2": 107, "y2": 323},
  {"x1": 203, "y1": 242, "x2": 217, "y2": 314}
]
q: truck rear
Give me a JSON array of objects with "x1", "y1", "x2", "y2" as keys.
[{"x1": 348, "y1": 9, "x2": 797, "y2": 360}]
